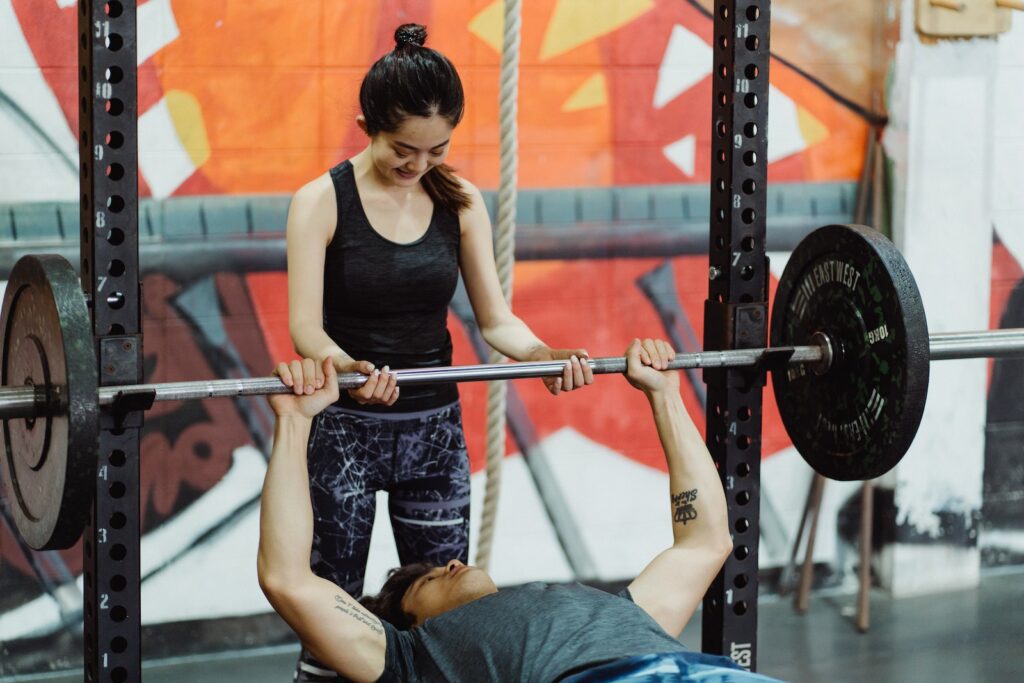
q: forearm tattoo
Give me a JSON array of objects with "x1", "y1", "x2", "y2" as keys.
[
  {"x1": 672, "y1": 488, "x2": 698, "y2": 525},
  {"x1": 334, "y1": 594, "x2": 383, "y2": 634}
]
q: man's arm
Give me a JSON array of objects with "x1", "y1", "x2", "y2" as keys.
[
  {"x1": 624, "y1": 339, "x2": 733, "y2": 636},
  {"x1": 257, "y1": 359, "x2": 395, "y2": 683}
]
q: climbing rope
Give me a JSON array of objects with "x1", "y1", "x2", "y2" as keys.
[{"x1": 475, "y1": 0, "x2": 520, "y2": 571}]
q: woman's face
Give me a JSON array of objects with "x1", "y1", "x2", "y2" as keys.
[{"x1": 366, "y1": 114, "x2": 454, "y2": 188}]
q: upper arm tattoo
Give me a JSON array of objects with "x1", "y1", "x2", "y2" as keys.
[
  {"x1": 334, "y1": 594, "x2": 383, "y2": 635},
  {"x1": 672, "y1": 488, "x2": 699, "y2": 525}
]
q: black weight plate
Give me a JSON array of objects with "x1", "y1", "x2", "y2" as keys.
[
  {"x1": 771, "y1": 224, "x2": 930, "y2": 480},
  {"x1": 1, "y1": 255, "x2": 97, "y2": 549}
]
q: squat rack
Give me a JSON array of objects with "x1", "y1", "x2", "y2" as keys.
[{"x1": 69, "y1": 2, "x2": 774, "y2": 679}]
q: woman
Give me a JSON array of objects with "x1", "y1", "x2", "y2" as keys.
[{"x1": 286, "y1": 23, "x2": 592, "y2": 681}]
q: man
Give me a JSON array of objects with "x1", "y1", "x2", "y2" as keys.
[{"x1": 259, "y1": 340, "x2": 783, "y2": 682}]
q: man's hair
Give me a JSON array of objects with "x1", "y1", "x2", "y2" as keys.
[{"x1": 359, "y1": 562, "x2": 434, "y2": 630}]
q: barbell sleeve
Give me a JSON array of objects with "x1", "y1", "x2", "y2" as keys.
[{"x1": 928, "y1": 329, "x2": 1024, "y2": 360}]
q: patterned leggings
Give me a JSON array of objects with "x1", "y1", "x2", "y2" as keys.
[{"x1": 296, "y1": 401, "x2": 471, "y2": 681}]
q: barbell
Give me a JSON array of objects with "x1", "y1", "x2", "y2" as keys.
[{"x1": 3, "y1": 224, "x2": 1023, "y2": 551}]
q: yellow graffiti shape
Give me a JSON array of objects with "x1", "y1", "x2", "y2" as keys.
[
  {"x1": 165, "y1": 90, "x2": 211, "y2": 168},
  {"x1": 562, "y1": 73, "x2": 608, "y2": 112},
  {"x1": 541, "y1": 0, "x2": 655, "y2": 60},
  {"x1": 797, "y1": 106, "x2": 829, "y2": 147},
  {"x1": 468, "y1": 0, "x2": 504, "y2": 54}
]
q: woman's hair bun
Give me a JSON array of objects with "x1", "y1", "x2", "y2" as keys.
[{"x1": 394, "y1": 24, "x2": 427, "y2": 48}]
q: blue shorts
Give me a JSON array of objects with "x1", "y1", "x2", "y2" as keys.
[{"x1": 562, "y1": 651, "x2": 787, "y2": 682}]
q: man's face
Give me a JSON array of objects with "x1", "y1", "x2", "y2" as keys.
[{"x1": 401, "y1": 560, "x2": 498, "y2": 626}]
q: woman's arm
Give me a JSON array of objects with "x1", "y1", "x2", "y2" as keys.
[
  {"x1": 286, "y1": 175, "x2": 398, "y2": 406},
  {"x1": 287, "y1": 175, "x2": 347, "y2": 363},
  {"x1": 457, "y1": 180, "x2": 593, "y2": 393}
]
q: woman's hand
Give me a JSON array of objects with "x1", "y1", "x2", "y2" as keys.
[
  {"x1": 529, "y1": 347, "x2": 595, "y2": 396},
  {"x1": 333, "y1": 357, "x2": 399, "y2": 406}
]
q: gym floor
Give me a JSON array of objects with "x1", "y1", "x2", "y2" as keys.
[{"x1": 9, "y1": 569, "x2": 1023, "y2": 683}]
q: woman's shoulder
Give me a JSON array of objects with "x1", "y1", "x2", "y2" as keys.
[
  {"x1": 290, "y1": 172, "x2": 338, "y2": 212},
  {"x1": 452, "y1": 173, "x2": 483, "y2": 199},
  {"x1": 287, "y1": 172, "x2": 339, "y2": 239}
]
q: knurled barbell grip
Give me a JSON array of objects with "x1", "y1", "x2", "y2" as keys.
[
  {"x1": 0, "y1": 343, "x2": 825, "y2": 421},
  {"x1": 99, "y1": 344, "x2": 824, "y2": 406}
]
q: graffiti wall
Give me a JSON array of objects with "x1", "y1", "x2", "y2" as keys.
[{"x1": 0, "y1": 0, "x2": 1019, "y2": 674}]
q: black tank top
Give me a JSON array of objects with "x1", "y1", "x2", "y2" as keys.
[{"x1": 323, "y1": 160, "x2": 461, "y2": 412}]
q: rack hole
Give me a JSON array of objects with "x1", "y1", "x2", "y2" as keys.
[
  {"x1": 735, "y1": 544, "x2": 750, "y2": 560},
  {"x1": 106, "y1": 1, "x2": 124, "y2": 17},
  {"x1": 742, "y1": 208, "x2": 756, "y2": 224},
  {"x1": 744, "y1": 122, "x2": 758, "y2": 138},
  {"x1": 740, "y1": 265, "x2": 755, "y2": 281},
  {"x1": 717, "y1": 121, "x2": 727, "y2": 138},
  {"x1": 107, "y1": 323, "x2": 126, "y2": 335},
  {"x1": 106, "y1": 292, "x2": 126, "y2": 310},
  {"x1": 109, "y1": 481, "x2": 126, "y2": 498},
  {"x1": 745, "y1": 64, "x2": 759, "y2": 79},
  {"x1": 109, "y1": 543, "x2": 126, "y2": 561},
  {"x1": 106, "y1": 227, "x2": 125, "y2": 245},
  {"x1": 746, "y1": 5, "x2": 761, "y2": 21},
  {"x1": 734, "y1": 600, "x2": 748, "y2": 616},
  {"x1": 744, "y1": 92, "x2": 758, "y2": 108},
  {"x1": 736, "y1": 490, "x2": 751, "y2": 505},
  {"x1": 742, "y1": 179, "x2": 757, "y2": 195},
  {"x1": 734, "y1": 573, "x2": 749, "y2": 588},
  {"x1": 743, "y1": 150, "x2": 757, "y2": 166},
  {"x1": 745, "y1": 35, "x2": 759, "y2": 51},
  {"x1": 741, "y1": 236, "x2": 755, "y2": 251},
  {"x1": 111, "y1": 605, "x2": 127, "y2": 622},
  {"x1": 737, "y1": 434, "x2": 752, "y2": 449},
  {"x1": 106, "y1": 163, "x2": 124, "y2": 181},
  {"x1": 110, "y1": 512, "x2": 127, "y2": 529},
  {"x1": 719, "y1": 4, "x2": 729, "y2": 19},
  {"x1": 106, "y1": 195, "x2": 125, "y2": 212},
  {"x1": 719, "y1": 35, "x2": 728, "y2": 49},
  {"x1": 111, "y1": 636, "x2": 128, "y2": 654},
  {"x1": 105, "y1": 66, "x2": 123, "y2": 83},
  {"x1": 105, "y1": 33, "x2": 123, "y2": 52},
  {"x1": 105, "y1": 98, "x2": 124, "y2": 116},
  {"x1": 108, "y1": 259, "x2": 126, "y2": 277},
  {"x1": 735, "y1": 517, "x2": 750, "y2": 533},
  {"x1": 106, "y1": 130, "x2": 124, "y2": 148},
  {"x1": 111, "y1": 574, "x2": 127, "y2": 591}
]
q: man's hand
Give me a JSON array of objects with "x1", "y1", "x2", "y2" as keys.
[
  {"x1": 269, "y1": 357, "x2": 341, "y2": 418},
  {"x1": 625, "y1": 338, "x2": 680, "y2": 396}
]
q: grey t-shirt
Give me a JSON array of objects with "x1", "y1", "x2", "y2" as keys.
[{"x1": 375, "y1": 582, "x2": 688, "y2": 683}]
